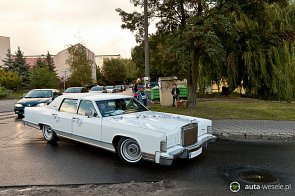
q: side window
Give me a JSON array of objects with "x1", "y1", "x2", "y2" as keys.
[
  {"x1": 59, "y1": 99, "x2": 78, "y2": 114},
  {"x1": 78, "y1": 100, "x2": 98, "y2": 117}
]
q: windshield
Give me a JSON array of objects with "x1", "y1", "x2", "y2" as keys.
[
  {"x1": 65, "y1": 87, "x2": 82, "y2": 93},
  {"x1": 90, "y1": 86, "x2": 103, "y2": 91},
  {"x1": 96, "y1": 98, "x2": 148, "y2": 117},
  {"x1": 25, "y1": 90, "x2": 52, "y2": 98}
]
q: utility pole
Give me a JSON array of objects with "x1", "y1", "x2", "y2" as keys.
[
  {"x1": 63, "y1": 70, "x2": 67, "y2": 90},
  {"x1": 144, "y1": 0, "x2": 150, "y2": 86}
]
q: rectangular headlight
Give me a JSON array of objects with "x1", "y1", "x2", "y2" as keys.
[
  {"x1": 15, "y1": 103, "x2": 23, "y2": 107},
  {"x1": 160, "y1": 140, "x2": 167, "y2": 152},
  {"x1": 36, "y1": 103, "x2": 47, "y2": 107}
]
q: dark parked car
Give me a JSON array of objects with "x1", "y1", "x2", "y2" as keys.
[
  {"x1": 14, "y1": 89, "x2": 61, "y2": 117},
  {"x1": 64, "y1": 87, "x2": 88, "y2": 94}
]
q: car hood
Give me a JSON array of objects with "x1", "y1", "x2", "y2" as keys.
[
  {"x1": 17, "y1": 97, "x2": 52, "y2": 105},
  {"x1": 104, "y1": 111, "x2": 211, "y2": 135}
]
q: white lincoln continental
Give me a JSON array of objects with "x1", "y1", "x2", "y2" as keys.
[{"x1": 23, "y1": 93, "x2": 216, "y2": 165}]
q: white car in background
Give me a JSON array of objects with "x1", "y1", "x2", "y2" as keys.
[
  {"x1": 105, "y1": 86, "x2": 116, "y2": 93},
  {"x1": 89, "y1": 86, "x2": 106, "y2": 93},
  {"x1": 23, "y1": 93, "x2": 216, "y2": 165}
]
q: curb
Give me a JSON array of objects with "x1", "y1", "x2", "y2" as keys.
[{"x1": 213, "y1": 132, "x2": 295, "y2": 141}]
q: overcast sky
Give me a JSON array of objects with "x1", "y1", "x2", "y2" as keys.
[{"x1": 0, "y1": 0, "x2": 139, "y2": 58}]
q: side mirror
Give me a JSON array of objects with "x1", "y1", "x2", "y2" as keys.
[{"x1": 85, "y1": 112, "x2": 92, "y2": 118}]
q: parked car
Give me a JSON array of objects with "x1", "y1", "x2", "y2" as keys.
[
  {"x1": 106, "y1": 86, "x2": 116, "y2": 93},
  {"x1": 114, "y1": 85, "x2": 123, "y2": 92},
  {"x1": 89, "y1": 86, "x2": 107, "y2": 93},
  {"x1": 23, "y1": 93, "x2": 216, "y2": 165},
  {"x1": 64, "y1": 87, "x2": 88, "y2": 94},
  {"x1": 14, "y1": 89, "x2": 61, "y2": 118}
]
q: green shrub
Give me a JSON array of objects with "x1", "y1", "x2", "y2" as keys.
[
  {"x1": 0, "y1": 69, "x2": 22, "y2": 90},
  {"x1": 0, "y1": 86, "x2": 8, "y2": 98}
]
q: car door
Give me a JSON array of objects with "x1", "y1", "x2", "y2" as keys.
[
  {"x1": 72, "y1": 100, "x2": 102, "y2": 140},
  {"x1": 51, "y1": 98, "x2": 78, "y2": 134}
]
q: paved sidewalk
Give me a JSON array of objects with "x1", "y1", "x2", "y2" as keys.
[
  {"x1": 0, "y1": 99, "x2": 17, "y2": 113},
  {"x1": 213, "y1": 120, "x2": 295, "y2": 141}
]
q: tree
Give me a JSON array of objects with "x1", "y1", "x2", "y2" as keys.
[
  {"x1": 102, "y1": 58, "x2": 127, "y2": 84},
  {"x1": 13, "y1": 47, "x2": 29, "y2": 87},
  {"x1": 29, "y1": 67, "x2": 58, "y2": 89},
  {"x1": 118, "y1": 0, "x2": 295, "y2": 105},
  {"x1": 123, "y1": 59, "x2": 139, "y2": 83},
  {"x1": 96, "y1": 66, "x2": 105, "y2": 85},
  {"x1": 215, "y1": 0, "x2": 295, "y2": 101},
  {"x1": 45, "y1": 51, "x2": 55, "y2": 72},
  {"x1": 34, "y1": 57, "x2": 47, "y2": 68},
  {"x1": 117, "y1": 0, "x2": 224, "y2": 109},
  {"x1": 66, "y1": 43, "x2": 93, "y2": 86},
  {"x1": 2, "y1": 49, "x2": 13, "y2": 71},
  {"x1": 0, "y1": 69, "x2": 22, "y2": 90}
]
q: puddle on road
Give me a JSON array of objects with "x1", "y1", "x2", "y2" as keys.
[{"x1": 222, "y1": 166, "x2": 279, "y2": 185}]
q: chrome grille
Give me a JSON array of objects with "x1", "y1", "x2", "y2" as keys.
[{"x1": 181, "y1": 123, "x2": 198, "y2": 147}]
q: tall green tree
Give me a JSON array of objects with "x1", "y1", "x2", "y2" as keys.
[
  {"x1": 45, "y1": 51, "x2": 55, "y2": 72},
  {"x1": 117, "y1": 0, "x2": 225, "y2": 109},
  {"x1": 66, "y1": 43, "x2": 93, "y2": 86},
  {"x1": 123, "y1": 59, "x2": 139, "y2": 83},
  {"x1": 102, "y1": 58, "x2": 127, "y2": 84},
  {"x1": 215, "y1": 0, "x2": 295, "y2": 101},
  {"x1": 2, "y1": 49, "x2": 13, "y2": 71},
  {"x1": 118, "y1": 0, "x2": 295, "y2": 105},
  {"x1": 34, "y1": 57, "x2": 47, "y2": 68},
  {"x1": 13, "y1": 47, "x2": 29, "y2": 87}
]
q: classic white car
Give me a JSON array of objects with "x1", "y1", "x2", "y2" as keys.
[{"x1": 23, "y1": 93, "x2": 216, "y2": 165}]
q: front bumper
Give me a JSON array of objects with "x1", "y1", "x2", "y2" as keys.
[
  {"x1": 157, "y1": 134, "x2": 217, "y2": 165},
  {"x1": 14, "y1": 107, "x2": 25, "y2": 115}
]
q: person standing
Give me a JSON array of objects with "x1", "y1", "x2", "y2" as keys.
[
  {"x1": 171, "y1": 83, "x2": 180, "y2": 107},
  {"x1": 134, "y1": 84, "x2": 152, "y2": 106}
]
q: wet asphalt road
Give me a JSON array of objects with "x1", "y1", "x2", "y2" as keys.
[{"x1": 0, "y1": 113, "x2": 294, "y2": 195}]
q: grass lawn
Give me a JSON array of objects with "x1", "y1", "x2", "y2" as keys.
[
  {"x1": 1, "y1": 89, "x2": 29, "y2": 100},
  {"x1": 151, "y1": 97, "x2": 295, "y2": 120}
]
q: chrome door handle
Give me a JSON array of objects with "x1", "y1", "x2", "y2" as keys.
[
  {"x1": 72, "y1": 117, "x2": 79, "y2": 120},
  {"x1": 52, "y1": 113, "x2": 57, "y2": 116}
]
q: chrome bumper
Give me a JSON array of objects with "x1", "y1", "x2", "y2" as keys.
[{"x1": 158, "y1": 134, "x2": 217, "y2": 165}]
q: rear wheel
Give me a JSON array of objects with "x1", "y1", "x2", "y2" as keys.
[
  {"x1": 42, "y1": 125, "x2": 57, "y2": 143},
  {"x1": 117, "y1": 137, "x2": 142, "y2": 164}
]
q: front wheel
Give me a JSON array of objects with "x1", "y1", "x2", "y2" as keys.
[
  {"x1": 42, "y1": 125, "x2": 57, "y2": 143},
  {"x1": 117, "y1": 137, "x2": 142, "y2": 164}
]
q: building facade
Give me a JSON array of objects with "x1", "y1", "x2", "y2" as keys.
[
  {"x1": 0, "y1": 36, "x2": 11, "y2": 67},
  {"x1": 53, "y1": 44, "x2": 97, "y2": 83},
  {"x1": 95, "y1": 54, "x2": 121, "y2": 68}
]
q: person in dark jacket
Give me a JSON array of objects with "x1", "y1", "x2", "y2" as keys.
[{"x1": 171, "y1": 83, "x2": 180, "y2": 107}]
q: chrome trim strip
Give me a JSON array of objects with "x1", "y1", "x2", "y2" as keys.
[
  {"x1": 23, "y1": 120, "x2": 40, "y2": 130},
  {"x1": 54, "y1": 130, "x2": 116, "y2": 153}
]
